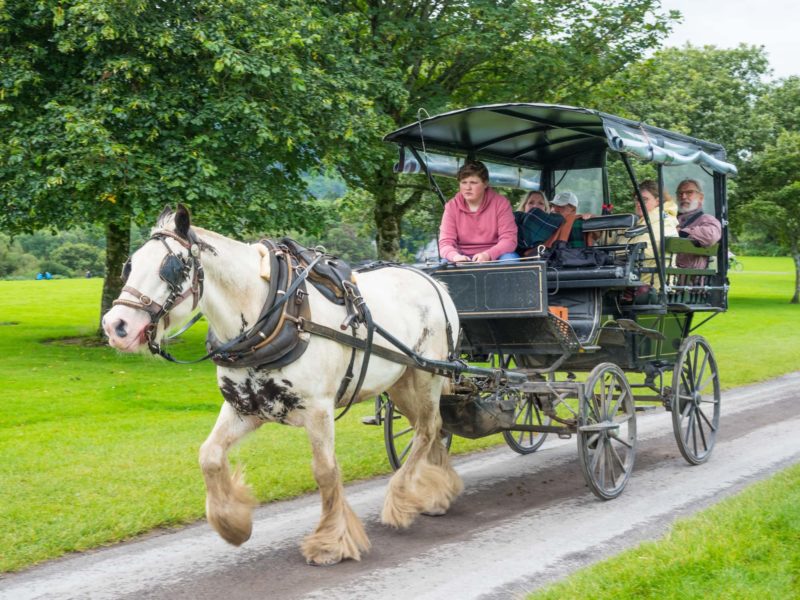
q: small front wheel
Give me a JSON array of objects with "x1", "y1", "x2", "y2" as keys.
[
  {"x1": 502, "y1": 394, "x2": 550, "y2": 455},
  {"x1": 577, "y1": 363, "x2": 637, "y2": 500},
  {"x1": 382, "y1": 393, "x2": 453, "y2": 471}
]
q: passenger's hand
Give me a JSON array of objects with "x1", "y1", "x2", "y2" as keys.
[
  {"x1": 451, "y1": 254, "x2": 470, "y2": 262},
  {"x1": 472, "y1": 252, "x2": 491, "y2": 263}
]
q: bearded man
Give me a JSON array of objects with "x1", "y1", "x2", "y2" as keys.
[{"x1": 675, "y1": 179, "x2": 722, "y2": 268}]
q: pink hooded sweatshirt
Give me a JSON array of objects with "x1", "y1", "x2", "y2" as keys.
[{"x1": 438, "y1": 187, "x2": 518, "y2": 261}]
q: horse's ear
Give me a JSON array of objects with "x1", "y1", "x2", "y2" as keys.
[
  {"x1": 156, "y1": 205, "x2": 174, "y2": 229},
  {"x1": 175, "y1": 203, "x2": 192, "y2": 240}
]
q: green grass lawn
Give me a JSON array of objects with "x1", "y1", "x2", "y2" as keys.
[
  {"x1": 0, "y1": 257, "x2": 797, "y2": 573},
  {"x1": 533, "y1": 462, "x2": 800, "y2": 599}
]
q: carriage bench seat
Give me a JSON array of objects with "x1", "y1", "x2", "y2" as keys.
[{"x1": 581, "y1": 213, "x2": 637, "y2": 233}]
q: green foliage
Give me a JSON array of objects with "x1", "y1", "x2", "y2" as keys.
[
  {"x1": 323, "y1": 0, "x2": 677, "y2": 258},
  {"x1": 736, "y1": 129, "x2": 800, "y2": 301},
  {"x1": 599, "y1": 44, "x2": 773, "y2": 163},
  {"x1": 0, "y1": 233, "x2": 38, "y2": 277},
  {"x1": 50, "y1": 242, "x2": 105, "y2": 276}
]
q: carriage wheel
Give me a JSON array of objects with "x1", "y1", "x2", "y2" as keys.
[
  {"x1": 502, "y1": 394, "x2": 550, "y2": 455},
  {"x1": 382, "y1": 393, "x2": 453, "y2": 471},
  {"x1": 577, "y1": 363, "x2": 637, "y2": 500},
  {"x1": 671, "y1": 335, "x2": 721, "y2": 465}
]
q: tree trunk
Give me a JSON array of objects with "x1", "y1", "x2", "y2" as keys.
[
  {"x1": 373, "y1": 172, "x2": 402, "y2": 260},
  {"x1": 98, "y1": 213, "x2": 131, "y2": 333},
  {"x1": 791, "y1": 248, "x2": 800, "y2": 304}
]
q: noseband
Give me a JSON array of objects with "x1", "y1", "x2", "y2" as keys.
[{"x1": 113, "y1": 230, "x2": 208, "y2": 354}]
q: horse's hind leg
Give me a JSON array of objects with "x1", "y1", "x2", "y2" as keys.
[
  {"x1": 301, "y1": 407, "x2": 370, "y2": 565},
  {"x1": 199, "y1": 401, "x2": 261, "y2": 545},
  {"x1": 382, "y1": 372, "x2": 463, "y2": 529}
]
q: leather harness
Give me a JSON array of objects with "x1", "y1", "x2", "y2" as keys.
[{"x1": 122, "y1": 231, "x2": 456, "y2": 419}]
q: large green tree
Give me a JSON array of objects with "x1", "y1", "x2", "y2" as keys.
[
  {"x1": 737, "y1": 131, "x2": 800, "y2": 303},
  {"x1": 598, "y1": 44, "x2": 774, "y2": 165},
  {"x1": 325, "y1": 0, "x2": 678, "y2": 259},
  {"x1": 1, "y1": 0, "x2": 388, "y2": 326}
]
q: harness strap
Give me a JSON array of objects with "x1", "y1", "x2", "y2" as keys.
[{"x1": 299, "y1": 319, "x2": 454, "y2": 377}]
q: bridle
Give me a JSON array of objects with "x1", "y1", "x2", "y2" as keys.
[{"x1": 113, "y1": 229, "x2": 208, "y2": 354}]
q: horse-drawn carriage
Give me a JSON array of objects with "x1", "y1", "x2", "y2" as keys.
[
  {"x1": 372, "y1": 103, "x2": 734, "y2": 499},
  {"x1": 103, "y1": 102, "x2": 734, "y2": 564}
]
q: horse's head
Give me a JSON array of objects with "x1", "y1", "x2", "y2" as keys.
[{"x1": 102, "y1": 204, "x2": 206, "y2": 354}]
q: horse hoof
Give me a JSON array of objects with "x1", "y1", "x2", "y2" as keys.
[
  {"x1": 422, "y1": 508, "x2": 447, "y2": 517},
  {"x1": 305, "y1": 552, "x2": 343, "y2": 567}
]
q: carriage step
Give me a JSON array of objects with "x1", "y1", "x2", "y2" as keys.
[
  {"x1": 360, "y1": 416, "x2": 380, "y2": 426},
  {"x1": 616, "y1": 319, "x2": 665, "y2": 341},
  {"x1": 558, "y1": 432, "x2": 572, "y2": 440},
  {"x1": 635, "y1": 405, "x2": 660, "y2": 412}
]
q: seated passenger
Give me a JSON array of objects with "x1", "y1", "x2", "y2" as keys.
[
  {"x1": 626, "y1": 179, "x2": 679, "y2": 267},
  {"x1": 546, "y1": 191, "x2": 587, "y2": 248},
  {"x1": 438, "y1": 160, "x2": 519, "y2": 263},
  {"x1": 621, "y1": 180, "x2": 679, "y2": 303},
  {"x1": 675, "y1": 179, "x2": 722, "y2": 268},
  {"x1": 514, "y1": 191, "x2": 564, "y2": 256}
]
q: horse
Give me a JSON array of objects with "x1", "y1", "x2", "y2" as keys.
[{"x1": 101, "y1": 205, "x2": 463, "y2": 565}]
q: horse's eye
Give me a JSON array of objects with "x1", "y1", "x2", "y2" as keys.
[
  {"x1": 121, "y1": 259, "x2": 132, "y2": 283},
  {"x1": 159, "y1": 254, "x2": 186, "y2": 289}
]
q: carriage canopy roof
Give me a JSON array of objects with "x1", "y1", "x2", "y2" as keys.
[{"x1": 383, "y1": 103, "x2": 737, "y2": 176}]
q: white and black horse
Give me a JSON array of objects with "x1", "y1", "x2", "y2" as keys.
[{"x1": 102, "y1": 205, "x2": 462, "y2": 565}]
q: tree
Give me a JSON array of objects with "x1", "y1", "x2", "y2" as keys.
[
  {"x1": 325, "y1": 0, "x2": 678, "y2": 259},
  {"x1": 597, "y1": 44, "x2": 774, "y2": 166},
  {"x1": 737, "y1": 131, "x2": 800, "y2": 303},
  {"x1": 51, "y1": 242, "x2": 105, "y2": 276},
  {"x1": 1, "y1": 0, "x2": 387, "y2": 328}
]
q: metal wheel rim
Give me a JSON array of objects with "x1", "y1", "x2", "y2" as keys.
[
  {"x1": 671, "y1": 336, "x2": 720, "y2": 465},
  {"x1": 383, "y1": 394, "x2": 452, "y2": 471},
  {"x1": 502, "y1": 394, "x2": 550, "y2": 455},
  {"x1": 577, "y1": 363, "x2": 637, "y2": 500}
]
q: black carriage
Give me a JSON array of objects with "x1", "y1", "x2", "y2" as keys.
[{"x1": 368, "y1": 103, "x2": 733, "y2": 499}]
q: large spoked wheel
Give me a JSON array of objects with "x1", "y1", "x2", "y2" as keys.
[
  {"x1": 381, "y1": 393, "x2": 453, "y2": 471},
  {"x1": 671, "y1": 335, "x2": 721, "y2": 465},
  {"x1": 502, "y1": 394, "x2": 550, "y2": 454},
  {"x1": 577, "y1": 363, "x2": 637, "y2": 500}
]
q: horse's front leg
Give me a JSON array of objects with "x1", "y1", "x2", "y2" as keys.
[
  {"x1": 199, "y1": 401, "x2": 262, "y2": 545},
  {"x1": 301, "y1": 407, "x2": 370, "y2": 565}
]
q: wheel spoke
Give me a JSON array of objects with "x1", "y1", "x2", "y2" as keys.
[
  {"x1": 698, "y1": 371, "x2": 718, "y2": 393},
  {"x1": 393, "y1": 426, "x2": 413, "y2": 440},
  {"x1": 681, "y1": 398, "x2": 693, "y2": 419},
  {"x1": 590, "y1": 439, "x2": 603, "y2": 472},
  {"x1": 683, "y1": 406, "x2": 695, "y2": 445},
  {"x1": 696, "y1": 411, "x2": 709, "y2": 451},
  {"x1": 609, "y1": 431, "x2": 633, "y2": 449},
  {"x1": 604, "y1": 440, "x2": 617, "y2": 485},
  {"x1": 608, "y1": 439, "x2": 626, "y2": 474},
  {"x1": 697, "y1": 405, "x2": 718, "y2": 432},
  {"x1": 695, "y1": 351, "x2": 709, "y2": 390},
  {"x1": 398, "y1": 439, "x2": 413, "y2": 462}
]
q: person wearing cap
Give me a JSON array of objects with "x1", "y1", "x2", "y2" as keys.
[
  {"x1": 438, "y1": 160, "x2": 519, "y2": 263},
  {"x1": 545, "y1": 191, "x2": 588, "y2": 248}
]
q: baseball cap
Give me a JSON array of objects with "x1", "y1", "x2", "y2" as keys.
[{"x1": 551, "y1": 191, "x2": 579, "y2": 207}]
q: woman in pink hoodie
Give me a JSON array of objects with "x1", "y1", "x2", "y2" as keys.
[{"x1": 438, "y1": 161, "x2": 519, "y2": 263}]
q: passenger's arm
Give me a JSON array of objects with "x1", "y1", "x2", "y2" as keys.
[
  {"x1": 687, "y1": 217, "x2": 722, "y2": 247},
  {"x1": 438, "y1": 202, "x2": 463, "y2": 261},
  {"x1": 485, "y1": 200, "x2": 518, "y2": 260}
]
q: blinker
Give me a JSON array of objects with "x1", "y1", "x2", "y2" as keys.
[{"x1": 159, "y1": 254, "x2": 187, "y2": 290}]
